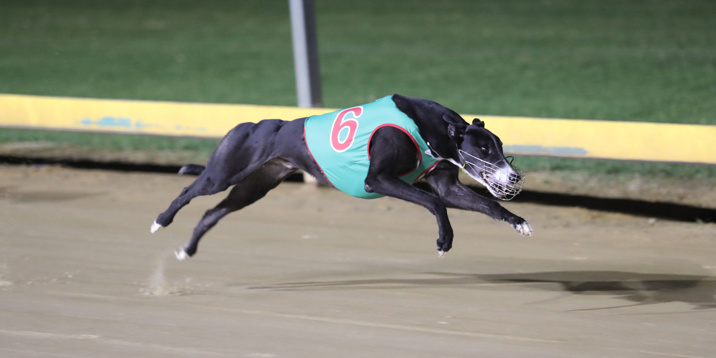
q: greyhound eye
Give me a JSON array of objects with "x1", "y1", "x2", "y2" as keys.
[{"x1": 480, "y1": 146, "x2": 490, "y2": 154}]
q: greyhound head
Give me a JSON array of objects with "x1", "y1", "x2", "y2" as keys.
[{"x1": 444, "y1": 118, "x2": 524, "y2": 201}]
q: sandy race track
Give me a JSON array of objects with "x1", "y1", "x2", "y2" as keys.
[{"x1": 1, "y1": 165, "x2": 715, "y2": 358}]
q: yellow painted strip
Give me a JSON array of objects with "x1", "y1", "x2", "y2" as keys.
[
  {"x1": 0, "y1": 93, "x2": 714, "y2": 165},
  {"x1": 0, "y1": 94, "x2": 332, "y2": 138},
  {"x1": 477, "y1": 115, "x2": 716, "y2": 164}
]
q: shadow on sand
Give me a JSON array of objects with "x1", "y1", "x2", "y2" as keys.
[{"x1": 250, "y1": 271, "x2": 716, "y2": 310}]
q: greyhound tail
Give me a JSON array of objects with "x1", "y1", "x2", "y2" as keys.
[{"x1": 178, "y1": 164, "x2": 206, "y2": 176}]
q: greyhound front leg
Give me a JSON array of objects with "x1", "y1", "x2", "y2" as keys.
[
  {"x1": 427, "y1": 167, "x2": 533, "y2": 237},
  {"x1": 456, "y1": 190, "x2": 532, "y2": 236},
  {"x1": 365, "y1": 174, "x2": 454, "y2": 255},
  {"x1": 457, "y1": 188, "x2": 532, "y2": 237}
]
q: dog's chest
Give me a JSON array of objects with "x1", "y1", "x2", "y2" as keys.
[{"x1": 303, "y1": 96, "x2": 439, "y2": 198}]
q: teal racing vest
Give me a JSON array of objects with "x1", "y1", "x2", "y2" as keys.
[{"x1": 304, "y1": 96, "x2": 440, "y2": 199}]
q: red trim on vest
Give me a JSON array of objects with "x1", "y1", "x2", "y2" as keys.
[{"x1": 414, "y1": 161, "x2": 440, "y2": 183}]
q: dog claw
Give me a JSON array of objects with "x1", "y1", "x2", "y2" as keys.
[
  {"x1": 175, "y1": 248, "x2": 189, "y2": 261},
  {"x1": 150, "y1": 221, "x2": 163, "y2": 234},
  {"x1": 438, "y1": 250, "x2": 447, "y2": 258},
  {"x1": 514, "y1": 221, "x2": 533, "y2": 236}
]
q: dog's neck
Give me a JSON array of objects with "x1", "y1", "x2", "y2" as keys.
[
  {"x1": 426, "y1": 141, "x2": 461, "y2": 167},
  {"x1": 392, "y1": 94, "x2": 465, "y2": 166}
]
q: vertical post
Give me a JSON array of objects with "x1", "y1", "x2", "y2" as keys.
[
  {"x1": 289, "y1": 0, "x2": 322, "y2": 108},
  {"x1": 289, "y1": 0, "x2": 322, "y2": 184}
]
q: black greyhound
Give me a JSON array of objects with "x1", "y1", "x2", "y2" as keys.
[{"x1": 151, "y1": 94, "x2": 532, "y2": 259}]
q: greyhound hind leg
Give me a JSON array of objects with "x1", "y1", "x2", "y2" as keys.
[
  {"x1": 151, "y1": 171, "x2": 234, "y2": 232},
  {"x1": 152, "y1": 124, "x2": 270, "y2": 232},
  {"x1": 176, "y1": 159, "x2": 297, "y2": 260}
]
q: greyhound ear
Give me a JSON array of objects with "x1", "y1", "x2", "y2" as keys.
[
  {"x1": 447, "y1": 124, "x2": 464, "y2": 140},
  {"x1": 443, "y1": 114, "x2": 467, "y2": 138},
  {"x1": 472, "y1": 118, "x2": 485, "y2": 127},
  {"x1": 443, "y1": 114, "x2": 466, "y2": 142}
]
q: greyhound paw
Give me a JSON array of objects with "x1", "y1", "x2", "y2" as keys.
[
  {"x1": 512, "y1": 221, "x2": 533, "y2": 236},
  {"x1": 175, "y1": 248, "x2": 189, "y2": 261},
  {"x1": 150, "y1": 221, "x2": 163, "y2": 234},
  {"x1": 436, "y1": 237, "x2": 452, "y2": 256}
]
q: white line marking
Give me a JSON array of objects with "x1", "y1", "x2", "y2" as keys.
[
  {"x1": 0, "y1": 330, "x2": 99, "y2": 340},
  {"x1": 608, "y1": 347, "x2": 709, "y2": 358},
  {"x1": 0, "y1": 329, "x2": 227, "y2": 356},
  {"x1": 196, "y1": 307, "x2": 560, "y2": 344},
  {"x1": 0, "y1": 347, "x2": 80, "y2": 358}
]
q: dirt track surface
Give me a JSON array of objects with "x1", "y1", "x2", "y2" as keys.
[{"x1": 1, "y1": 165, "x2": 715, "y2": 358}]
